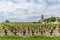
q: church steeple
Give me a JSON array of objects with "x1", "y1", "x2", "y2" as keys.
[{"x1": 41, "y1": 14, "x2": 44, "y2": 22}]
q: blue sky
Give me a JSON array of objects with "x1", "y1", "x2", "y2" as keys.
[{"x1": 0, "y1": 0, "x2": 60, "y2": 22}]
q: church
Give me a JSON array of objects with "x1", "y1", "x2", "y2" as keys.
[{"x1": 39, "y1": 14, "x2": 59, "y2": 24}]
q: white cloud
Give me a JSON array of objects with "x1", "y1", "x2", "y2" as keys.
[
  {"x1": 0, "y1": 1, "x2": 16, "y2": 12},
  {"x1": 47, "y1": 0, "x2": 60, "y2": 3},
  {"x1": 0, "y1": 0, "x2": 60, "y2": 22},
  {"x1": 45, "y1": 4, "x2": 60, "y2": 18}
]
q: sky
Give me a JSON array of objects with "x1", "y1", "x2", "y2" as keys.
[{"x1": 0, "y1": 0, "x2": 60, "y2": 22}]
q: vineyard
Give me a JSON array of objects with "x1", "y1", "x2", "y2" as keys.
[{"x1": 0, "y1": 22, "x2": 59, "y2": 36}]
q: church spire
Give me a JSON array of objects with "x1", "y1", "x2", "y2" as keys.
[{"x1": 41, "y1": 14, "x2": 44, "y2": 22}]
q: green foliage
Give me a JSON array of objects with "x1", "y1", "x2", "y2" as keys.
[
  {"x1": 44, "y1": 17, "x2": 60, "y2": 22},
  {"x1": 5, "y1": 20, "x2": 10, "y2": 23},
  {"x1": 0, "y1": 36, "x2": 59, "y2": 40}
]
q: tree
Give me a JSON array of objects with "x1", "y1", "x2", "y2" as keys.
[
  {"x1": 43, "y1": 17, "x2": 60, "y2": 22},
  {"x1": 5, "y1": 20, "x2": 10, "y2": 23}
]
